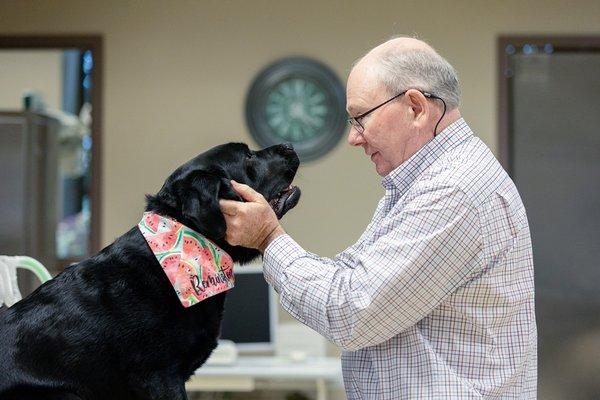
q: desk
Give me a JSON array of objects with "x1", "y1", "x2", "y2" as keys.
[{"x1": 187, "y1": 356, "x2": 343, "y2": 400}]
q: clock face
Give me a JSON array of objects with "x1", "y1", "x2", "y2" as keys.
[
  {"x1": 265, "y1": 78, "x2": 328, "y2": 142},
  {"x1": 246, "y1": 57, "x2": 347, "y2": 162}
]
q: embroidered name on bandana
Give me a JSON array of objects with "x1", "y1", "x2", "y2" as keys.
[{"x1": 138, "y1": 212, "x2": 234, "y2": 307}]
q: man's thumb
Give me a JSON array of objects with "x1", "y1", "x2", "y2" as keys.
[{"x1": 231, "y1": 180, "x2": 264, "y2": 202}]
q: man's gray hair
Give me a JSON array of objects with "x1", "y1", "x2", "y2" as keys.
[{"x1": 372, "y1": 43, "x2": 461, "y2": 110}]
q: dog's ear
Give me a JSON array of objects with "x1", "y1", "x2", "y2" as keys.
[
  {"x1": 175, "y1": 171, "x2": 230, "y2": 240},
  {"x1": 217, "y1": 178, "x2": 244, "y2": 202}
]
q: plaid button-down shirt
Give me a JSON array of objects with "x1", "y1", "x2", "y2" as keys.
[{"x1": 263, "y1": 118, "x2": 537, "y2": 399}]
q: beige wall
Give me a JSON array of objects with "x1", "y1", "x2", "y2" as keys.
[
  {"x1": 1, "y1": 1, "x2": 599, "y2": 398},
  {"x1": 1, "y1": 0, "x2": 598, "y2": 253},
  {"x1": 0, "y1": 50, "x2": 61, "y2": 110}
]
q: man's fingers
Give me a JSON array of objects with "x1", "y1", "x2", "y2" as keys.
[
  {"x1": 231, "y1": 180, "x2": 265, "y2": 203},
  {"x1": 224, "y1": 231, "x2": 237, "y2": 246},
  {"x1": 219, "y1": 199, "x2": 240, "y2": 216}
]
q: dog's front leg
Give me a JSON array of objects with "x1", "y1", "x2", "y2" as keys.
[
  {"x1": 131, "y1": 375, "x2": 188, "y2": 400},
  {"x1": 156, "y1": 385, "x2": 187, "y2": 400}
]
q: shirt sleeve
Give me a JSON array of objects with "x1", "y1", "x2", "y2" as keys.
[{"x1": 262, "y1": 184, "x2": 482, "y2": 351}]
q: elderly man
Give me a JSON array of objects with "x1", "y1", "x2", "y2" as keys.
[{"x1": 220, "y1": 37, "x2": 537, "y2": 399}]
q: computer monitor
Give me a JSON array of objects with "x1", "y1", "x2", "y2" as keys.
[{"x1": 218, "y1": 264, "x2": 278, "y2": 353}]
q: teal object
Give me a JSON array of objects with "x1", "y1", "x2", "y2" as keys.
[
  {"x1": 265, "y1": 78, "x2": 328, "y2": 142},
  {"x1": 245, "y1": 57, "x2": 347, "y2": 162},
  {"x1": 16, "y1": 256, "x2": 52, "y2": 283}
]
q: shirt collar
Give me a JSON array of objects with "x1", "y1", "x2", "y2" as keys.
[{"x1": 381, "y1": 117, "x2": 472, "y2": 194}]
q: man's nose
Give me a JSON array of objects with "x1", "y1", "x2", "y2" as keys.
[{"x1": 347, "y1": 127, "x2": 365, "y2": 146}]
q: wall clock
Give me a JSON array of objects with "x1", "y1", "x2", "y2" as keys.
[{"x1": 245, "y1": 57, "x2": 347, "y2": 162}]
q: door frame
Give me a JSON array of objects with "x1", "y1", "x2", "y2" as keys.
[
  {"x1": 497, "y1": 35, "x2": 600, "y2": 173},
  {"x1": 0, "y1": 35, "x2": 103, "y2": 260}
]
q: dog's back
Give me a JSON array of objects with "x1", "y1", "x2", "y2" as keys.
[
  {"x1": 0, "y1": 307, "x2": 15, "y2": 393},
  {"x1": 0, "y1": 303, "x2": 44, "y2": 398},
  {"x1": 0, "y1": 228, "x2": 227, "y2": 400},
  {"x1": 0, "y1": 269, "x2": 86, "y2": 398}
]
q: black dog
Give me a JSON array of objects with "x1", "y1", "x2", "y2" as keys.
[{"x1": 0, "y1": 142, "x2": 301, "y2": 400}]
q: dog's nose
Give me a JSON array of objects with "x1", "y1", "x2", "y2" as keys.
[{"x1": 278, "y1": 143, "x2": 295, "y2": 155}]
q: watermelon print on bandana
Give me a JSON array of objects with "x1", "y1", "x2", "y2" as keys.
[{"x1": 138, "y1": 212, "x2": 235, "y2": 307}]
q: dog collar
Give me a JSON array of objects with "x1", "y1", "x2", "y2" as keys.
[{"x1": 138, "y1": 212, "x2": 234, "y2": 308}]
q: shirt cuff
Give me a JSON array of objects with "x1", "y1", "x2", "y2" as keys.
[{"x1": 262, "y1": 234, "x2": 306, "y2": 292}]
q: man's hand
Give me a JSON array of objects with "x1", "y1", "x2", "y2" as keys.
[{"x1": 219, "y1": 180, "x2": 286, "y2": 252}]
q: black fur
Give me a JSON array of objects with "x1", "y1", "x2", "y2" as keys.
[{"x1": 0, "y1": 142, "x2": 300, "y2": 400}]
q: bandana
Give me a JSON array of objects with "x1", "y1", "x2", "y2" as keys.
[{"x1": 138, "y1": 212, "x2": 234, "y2": 307}]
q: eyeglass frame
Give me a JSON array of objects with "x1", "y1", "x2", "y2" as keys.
[{"x1": 347, "y1": 89, "x2": 438, "y2": 134}]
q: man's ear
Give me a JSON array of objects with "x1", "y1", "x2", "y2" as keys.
[
  {"x1": 406, "y1": 89, "x2": 428, "y2": 123},
  {"x1": 176, "y1": 171, "x2": 228, "y2": 240}
]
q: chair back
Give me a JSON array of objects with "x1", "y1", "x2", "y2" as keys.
[{"x1": 0, "y1": 256, "x2": 52, "y2": 307}]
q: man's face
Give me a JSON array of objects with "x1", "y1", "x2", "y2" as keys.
[{"x1": 346, "y1": 63, "x2": 420, "y2": 177}]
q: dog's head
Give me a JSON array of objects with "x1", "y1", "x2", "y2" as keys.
[{"x1": 145, "y1": 142, "x2": 301, "y2": 263}]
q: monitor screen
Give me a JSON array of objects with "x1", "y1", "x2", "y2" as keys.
[{"x1": 218, "y1": 265, "x2": 277, "y2": 352}]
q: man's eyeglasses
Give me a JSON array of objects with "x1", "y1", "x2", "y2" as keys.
[
  {"x1": 347, "y1": 91, "x2": 407, "y2": 134},
  {"x1": 347, "y1": 89, "x2": 445, "y2": 136}
]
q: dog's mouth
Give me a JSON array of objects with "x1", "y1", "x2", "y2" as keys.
[{"x1": 268, "y1": 184, "x2": 301, "y2": 219}]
